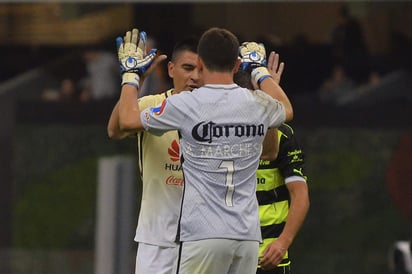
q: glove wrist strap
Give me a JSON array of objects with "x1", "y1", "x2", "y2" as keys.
[
  {"x1": 251, "y1": 67, "x2": 272, "y2": 87},
  {"x1": 121, "y1": 72, "x2": 140, "y2": 88}
]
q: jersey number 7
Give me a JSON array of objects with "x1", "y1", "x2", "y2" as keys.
[{"x1": 219, "y1": 160, "x2": 235, "y2": 207}]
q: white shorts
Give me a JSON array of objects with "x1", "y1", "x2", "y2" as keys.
[
  {"x1": 135, "y1": 242, "x2": 178, "y2": 274},
  {"x1": 175, "y1": 239, "x2": 259, "y2": 274}
]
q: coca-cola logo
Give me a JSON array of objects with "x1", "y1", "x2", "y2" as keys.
[{"x1": 166, "y1": 175, "x2": 184, "y2": 186}]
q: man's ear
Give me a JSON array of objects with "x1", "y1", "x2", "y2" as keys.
[
  {"x1": 167, "y1": 61, "x2": 174, "y2": 78},
  {"x1": 197, "y1": 57, "x2": 204, "y2": 72},
  {"x1": 233, "y1": 57, "x2": 241, "y2": 73}
]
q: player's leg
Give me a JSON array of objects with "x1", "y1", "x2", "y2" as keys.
[
  {"x1": 135, "y1": 242, "x2": 178, "y2": 274},
  {"x1": 228, "y1": 240, "x2": 260, "y2": 274}
]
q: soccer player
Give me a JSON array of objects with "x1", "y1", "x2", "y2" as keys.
[
  {"x1": 111, "y1": 27, "x2": 293, "y2": 274},
  {"x1": 107, "y1": 36, "x2": 201, "y2": 273},
  {"x1": 235, "y1": 58, "x2": 310, "y2": 274},
  {"x1": 256, "y1": 122, "x2": 309, "y2": 274}
]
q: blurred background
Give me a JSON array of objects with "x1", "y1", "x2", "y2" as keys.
[{"x1": 0, "y1": 1, "x2": 411, "y2": 274}]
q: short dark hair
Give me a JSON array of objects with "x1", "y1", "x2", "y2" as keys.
[
  {"x1": 197, "y1": 27, "x2": 239, "y2": 72},
  {"x1": 171, "y1": 36, "x2": 199, "y2": 62},
  {"x1": 234, "y1": 69, "x2": 253, "y2": 90}
]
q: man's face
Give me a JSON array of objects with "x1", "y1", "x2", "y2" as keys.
[{"x1": 168, "y1": 51, "x2": 202, "y2": 93}]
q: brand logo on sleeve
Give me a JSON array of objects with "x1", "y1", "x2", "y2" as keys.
[
  {"x1": 143, "y1": 109, "x2": 150, "y2": 122},
  {"x1": 293, "y1": 168, "x2": 304, "y2": 176},
  {"x1": 151, "y1": 100, "x2": 167, "y2": 116}
]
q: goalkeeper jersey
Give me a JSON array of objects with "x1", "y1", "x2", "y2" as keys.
[
  {"x1": 256, "y1": 123, "x2": 307, "y2": 267},
  {"x1": 141, "y1": 84, "x2": 286, "y2": 242},
  {"x1": 134, "y1": 89, "x2": 184, "y2": 247}
]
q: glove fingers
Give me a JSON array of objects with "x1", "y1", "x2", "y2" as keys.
[
  {"x1": 147, "y1": 48, "x2": 157, "y2": 56},
  {"x1": 138, "y1": 31, "x2": 147, "y2": 54},
  {"x1": 116, "y1": 37, "x2": 123, "y2": 51},
  {"x1": 118, "y1": 28, "x2": 157, "y2": 86},
  {"x1": 240, "y1": 45, "x2": 247, "y2": 56},
  {"x1": 131, "y1": 28, "x2": 139, "y2": 48},
  {"x1": 124, "y1": 30, "x2": 131, "y2": 44}
]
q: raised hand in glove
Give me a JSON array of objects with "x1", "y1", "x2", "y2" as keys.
[
  {"x1": 239, "y1": 42, "x2": 272, "y2": 86},
  {"x1": 116, "y1": 28, "x2": 157, "y2": 88}
]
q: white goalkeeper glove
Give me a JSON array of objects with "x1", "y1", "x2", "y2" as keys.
[
  {"x1": 116, "y1": 28, "x2": 157, "y2": 88},
  {"x1": 239, "y1": 42, "x2": 272, "y2": 86}
]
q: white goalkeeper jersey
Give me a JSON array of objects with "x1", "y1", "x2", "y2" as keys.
[
  {"x1": 141, "y1": 84, "x2": 286, "y2": 242},
  {"x1": 134, "y1": 89, "x2": 183, "y2": 247}
]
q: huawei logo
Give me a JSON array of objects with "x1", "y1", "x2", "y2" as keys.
[{"x1": 168, "y1": 139, "x2": 180, "y2": 162}]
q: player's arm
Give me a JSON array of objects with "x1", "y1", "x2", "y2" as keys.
[
  {"x1": 256, "y1": 72, "x2": 293, "y2": 122},
  {"x1": 282, "y1": 179, "x2": 309, "y2": 246},
  {"x1": 107, "y1": 86, "x2": 143, "y2": 138},
  {"x1": 260, "y1": 127, "x2": 310, "y2": 270},
  {"x1": 260, "y1": 181, "x2": 309, "y2": 270},
  {"x1": 278, "y1": 129, "x2": 309, "y2": 252},
  {"x1": 107, "y1": 100, "x2": 133, "y2": 139},
  {"x1": 239, "y1": 42, "x2": 293, "y2": 122},
  {"x1": 118, "y1": 84, "x2": 143, "y2": 131},
  {"x1": 259, "y1": 51, "x2": 285, "y2": 160},
  {"x1": 107, "y1": 28, "x2": 166, "y2": 136},
  {"x1": 260, "y1": 180, "x2": 309, "y2": 268}
]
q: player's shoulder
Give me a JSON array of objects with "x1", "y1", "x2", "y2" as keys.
[
  {"x1": 138, "y1": 90, "x2": 170, "y2": 107},
  {"x1": 249, "y1": 88, "x2": 280, "y2": 106},
  {"x1": 169, "y1": 89, "x2": 197, "y2": 104},
  {"x1": 279, "y1": 123, "x2": 295, "y2": 139}
]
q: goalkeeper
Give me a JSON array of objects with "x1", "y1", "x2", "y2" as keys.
[
  {"x1": 109, "y1": 27, "x2": 294, "y2": 274},
  {"x1": 108, "y1": 30, "x2": 201, "y2": 274}
]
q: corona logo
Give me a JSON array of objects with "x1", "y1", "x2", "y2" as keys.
[{"x1": 192, "y1": 121, "x2": 265, "y2": 143}]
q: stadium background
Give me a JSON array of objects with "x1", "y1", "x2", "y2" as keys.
[{"x1": 0, "y1": 1, "x2": 411, "y2": 273}]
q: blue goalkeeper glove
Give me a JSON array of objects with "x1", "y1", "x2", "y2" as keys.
[
  {"x1": 116, "y1": 28, "x2": 157, "y2": 88},
  {"x1": 239, "y1": 42, "x2": 272, "y2": 86}
]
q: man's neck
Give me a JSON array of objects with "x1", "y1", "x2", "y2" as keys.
[{"x1": 203, "y1": 71, "x2": 234, "y2": 85}]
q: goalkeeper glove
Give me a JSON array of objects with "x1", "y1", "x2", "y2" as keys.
[
  {"x1": 239, "y1": 42, "x2": 272, "y2": 86},
  {"x1": 116, "y1": 28, "x2": 157, "y2": 88}
]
